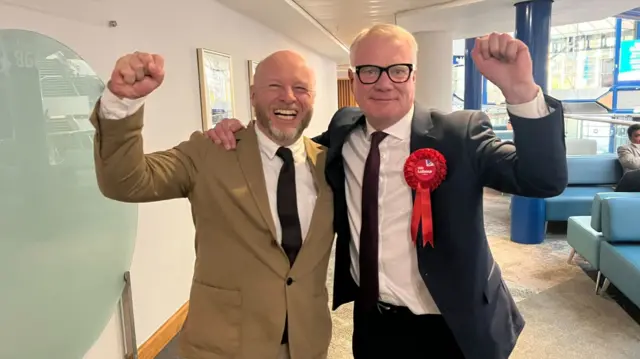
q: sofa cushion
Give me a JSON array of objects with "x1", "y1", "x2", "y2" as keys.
[
  {"x1": 601, "y1": 197, "x2": 640, "y2": 243},
  {"x1": 591, "y1": 192, "x2": 640, "y2": 232},
  {"x1": 567, "y1": 216, "x2": 603, "y2": 267},
  {"x1": 545, "y1": 187, "x2": 613, "y2": 221},
  {"x1": 599, "y1": 242, "x2": 640, "y2": 308},
  {"x1": 567, "y1": 155, "x2": 622, "y2": 185}
]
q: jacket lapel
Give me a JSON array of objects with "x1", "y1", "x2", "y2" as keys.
[
  {"x1": 291, "y1": 137, "x2": 334, "y2": 275},
  {"x1": 304, "y1": 137, "x2": 324, "y2": 200},
  {"x1": 409, "y1": 103, "x2": 437, "y2": 153},
  {"x1": 235, "y1": 122, "x2": 278, "y2": 241},
  {"x1": 409, "y1": 104, "x2": 439, "y2": 250},
  {"x1": 304, "y1": 138, "x2": 333, "y2": 240}
]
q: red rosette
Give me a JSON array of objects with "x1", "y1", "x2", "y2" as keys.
[{"x1": 403, "y1": 148, "x2": 447, "y2": 248}]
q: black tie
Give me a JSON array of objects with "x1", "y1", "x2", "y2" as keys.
[
  {"x1": 276, "y1": 147, "x2": 302, "y2": 345},
  {"x1": 276, "y1": 147, "x2": 303, "y2": 266},
  {"x1": 359, "y1": 131, "x2": 388, "y2": 311}
]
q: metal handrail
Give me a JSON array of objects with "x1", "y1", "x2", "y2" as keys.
[{"x1": 564, "y1": 114, "x2": 638, "y2": 126}]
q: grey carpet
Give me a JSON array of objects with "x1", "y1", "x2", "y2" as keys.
[{"x1": 157, "y1": 190, "x2": 640, "y2": 358}]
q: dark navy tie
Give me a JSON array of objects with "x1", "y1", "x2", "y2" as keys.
[{"x1": 359, "y1": 131, "x2": 388, "y2": 310}]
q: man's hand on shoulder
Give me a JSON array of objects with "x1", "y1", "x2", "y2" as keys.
[{"x1": 206, "y1": 118, "x2": 246, "y2": 149}]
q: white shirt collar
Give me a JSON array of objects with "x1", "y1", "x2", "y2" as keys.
[
  {"x1": 255, "y1": 124, "x2": 306, "y2": 163},
  {"x1": 633, "y1": 143, "x2": 640, "y2": 149},
  {"x1": 364, "y1": 105, "x2": 414, "y2": 140}
]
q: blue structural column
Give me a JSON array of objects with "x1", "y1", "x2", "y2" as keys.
[
  {"x1": 514, "y1": 0, "x2": 553, "y2": 92},
  {"x1": 464, "y1": 37, "x2": 483, "y2": 110},
  {"x1": 510, "y1": 0, "x2": 553, "y2": 245},
  {"x1": 482, "y1": 77, "x2": 488, "y2": 105},
  {"x1": 609, "y1": 18, "x2": 623, "y2": 152}
]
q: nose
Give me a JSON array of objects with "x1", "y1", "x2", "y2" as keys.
[
  {"x1": 279, "y1": 87, "x2": 296, "y2": 103},
  {"x1": 374, "y1": 71, "x2": 394, "y2": 90}
]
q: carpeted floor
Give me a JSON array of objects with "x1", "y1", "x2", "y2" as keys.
[{"x1": 158, "y1": 190, "x2": 640, "y2": 358}]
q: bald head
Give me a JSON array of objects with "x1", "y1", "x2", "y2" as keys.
[
  {"x1": 251, "y1": 50, "x2": 316, "y2": 146},
  {"x1": 254, "y1": 50, "x2": 315, "y2": 88}
]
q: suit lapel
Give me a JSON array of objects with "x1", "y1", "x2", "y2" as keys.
[
  {"x1": 304, "y1": 138, "x2": 324, "y2": 243},
  {"x1": 235, "y1": 123, "x2": 278, "y2": 241},
  {"x1": 409, "y1": 104, "x2": 439, "y2": 250},
  {"x1": 292, "y1": 137, "x2": 333, "y2": 275},
  {"x1": 409, "y1": 103, "x2": 437, "y2": 153},
  {"x1": 304, "y1": 137, "x2": 323, "y2": 199},
  {"x1": 292, "y1": 139, "x2": 329, "y2": 268}
]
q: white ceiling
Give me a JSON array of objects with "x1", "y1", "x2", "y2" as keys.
[
  {"x1": 218, "y1": 0, "x2": 639, "y2": 67},
  {"x1": 398, "y1": 0, "x2": 640, "y2": 39},
  {"x1": 292, "y1": 0, "x2": 469, "y2": 46}
]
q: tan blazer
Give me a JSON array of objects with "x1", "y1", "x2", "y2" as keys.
[{"x1": 90, "y1": 104, "x2": 335, "y2": 359}]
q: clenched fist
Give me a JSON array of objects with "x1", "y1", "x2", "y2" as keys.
[
  {"x1": 108, "y1": 52, "x2": 165, "y2": 99},
  {"x1": 472, "y1": 33, "x2": 537, "y2": 105}
]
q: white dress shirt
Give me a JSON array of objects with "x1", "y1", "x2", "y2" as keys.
[
  {"x1": 254, "y1": 124, "x2": 317, "y2": 244},
  {"x1": 98, "y1": 88, "x2": 317, "y2": 244},
  {"x1": 342, "y1": 89, "x2": 551, "y2": 315}
]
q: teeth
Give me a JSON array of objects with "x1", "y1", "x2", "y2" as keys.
[{"x1": 274, "y1": 109, "x2": 297, "y2": 115}]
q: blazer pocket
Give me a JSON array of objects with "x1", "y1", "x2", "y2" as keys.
[{"x1": 183, "y1": 282, "x2": 242, "y2": 356}]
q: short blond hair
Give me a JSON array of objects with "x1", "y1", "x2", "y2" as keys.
[{"x1": 349, "y1": 24, "x2": 418, "y2": 67}]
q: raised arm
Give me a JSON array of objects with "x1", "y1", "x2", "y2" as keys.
[
  {"x1": 617, "y1": 145, "x2": 640, "y2": 171},
  {"x1": 468, "y1": 33, "x2": 568, "y2": 197},
  {"x1": 468, "y1": 92, "x2": 567, "y2": 197},
  {"x1": 92, "y1": 52, "x2": 202, "y2": 203}
]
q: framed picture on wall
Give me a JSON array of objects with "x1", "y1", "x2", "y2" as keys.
[
  {"x1": 196, "y1": 48, "x2": 235, "y2": 130},
  {"x1": 248, "y1": 60, "x2": 259, "y2": 84},
  {"x1": 248, "y1": 60, "x2": 259, "y2": 120}
]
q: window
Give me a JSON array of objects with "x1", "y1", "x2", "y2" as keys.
[{"x1": 0, "y1": 29, "x2": 138, "y2": 359}]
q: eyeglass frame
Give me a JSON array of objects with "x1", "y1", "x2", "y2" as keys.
[{"x1": 353, "y1": 63, "x2": 414, "y2": 85}]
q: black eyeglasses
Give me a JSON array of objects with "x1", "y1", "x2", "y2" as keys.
[{"x1": 354, "y1": 63, "x2": 414, "y2": 84}]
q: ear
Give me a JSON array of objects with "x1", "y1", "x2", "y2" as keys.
[{"x1": 348, "y1": 68, "x2": 355, "y2": 91}]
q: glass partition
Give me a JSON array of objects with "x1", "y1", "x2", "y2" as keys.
[{"x1": 0, "y1": 29, "x2": 137, "y2": 358}]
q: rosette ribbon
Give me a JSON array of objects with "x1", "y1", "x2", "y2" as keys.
[{"x1": 403, "y1": 148, "x2": 447, "y2": 248}]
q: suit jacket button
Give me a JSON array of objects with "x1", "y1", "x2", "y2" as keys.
[{"x1": 286, "y1": 278, "x2": 293, "y2": 285}]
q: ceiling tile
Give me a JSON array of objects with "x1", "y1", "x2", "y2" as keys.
[{"x1": 292, "y1": 0, "x2": 454, "y2": 46}]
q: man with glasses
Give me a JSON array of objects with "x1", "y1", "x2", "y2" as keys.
[{"x1": 208, "y1": 25, "x2": 567, "y2": 359}]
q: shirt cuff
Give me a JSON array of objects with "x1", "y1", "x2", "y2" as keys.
[
  {"x1": 505, "y1": 87, "x2": 551, "y2": 119},
  {"x1": 99, "y1": 87, "x2": 146, "y2": 120}
]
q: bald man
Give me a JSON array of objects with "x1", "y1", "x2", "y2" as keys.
[{"x1": 90, "y1": 50, "x2": 335, "y2": 359}]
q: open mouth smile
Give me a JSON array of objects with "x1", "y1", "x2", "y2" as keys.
[{"x1": 273, "y1": 109, "x2": 298, "y2": 120}]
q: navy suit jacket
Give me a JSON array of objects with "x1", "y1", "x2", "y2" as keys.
[{"x1": 312, "y1": 96, "x2": 568, "y2": 359}]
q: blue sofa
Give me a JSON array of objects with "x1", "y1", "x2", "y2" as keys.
[
  {"x1": 567, "y1": 196, "x2": 640, "y2": 307},
  {"x1": 545, "y1": 155, "x2": 622, "y2": 221},
  {"x1": 511, "y1": 155, "x2": 623, "y2": 244},
  {"x1": 567, "y1": 192, "x2": 640, "y2": 291}
]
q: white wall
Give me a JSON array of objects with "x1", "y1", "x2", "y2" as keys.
[{"x1": 0, "y1": 0, "x2": 338, "y2": 357}]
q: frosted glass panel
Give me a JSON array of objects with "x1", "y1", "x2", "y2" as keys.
[{"x1": 0, "y1": 29, "x2": 138, "y2": 358}]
